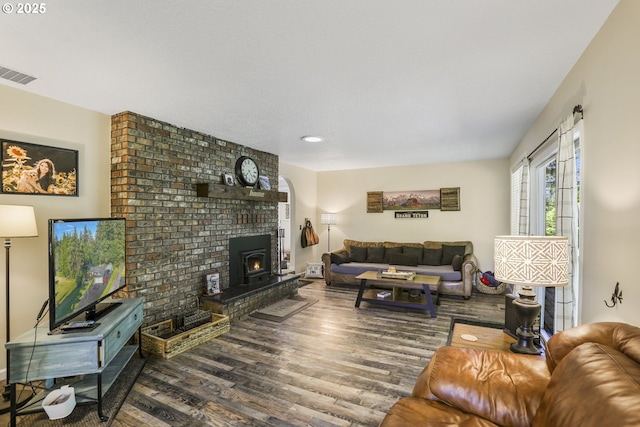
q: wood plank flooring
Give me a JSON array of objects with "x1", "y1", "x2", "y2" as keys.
[{"x1": 2, "y1": 280, "x2": 506, "y2": 427}]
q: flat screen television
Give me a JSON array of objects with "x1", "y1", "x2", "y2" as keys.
[{"x1": 48, "y1": 217, "x2": 126, "y2": 331}]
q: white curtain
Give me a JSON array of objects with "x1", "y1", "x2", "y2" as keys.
[
  {"x1": 508, "y1": 160, "x2": 529, "y2": 294},
  {"x1": 518, "y1": 159, "x2": 530, "y2": 236},
  {"x1": 555, "y1": 114, "x2": 579, "y2": 331}
]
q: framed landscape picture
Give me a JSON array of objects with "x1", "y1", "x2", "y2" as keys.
[
  {"x1": 382, "y1": 190, "x2": 441, "y2": 210},
  {"x1": 1, "y1": 139, "x2": 78, "y2": 196}
]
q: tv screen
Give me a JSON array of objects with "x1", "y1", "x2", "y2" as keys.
[{"x1": 48, "y1": 218, "x2": 126, "y2": 331}]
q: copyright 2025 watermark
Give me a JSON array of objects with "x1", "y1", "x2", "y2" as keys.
[{"x1": 3, "y1": 3, "x2": 46, "y2": 14}]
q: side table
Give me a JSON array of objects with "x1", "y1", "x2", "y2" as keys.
[
  {"x1": 450, "y1": 322, "x2": 516, "y2": 352},
  {"x1": 449, "y1": 321, "x2": 545, "y2": 357}
]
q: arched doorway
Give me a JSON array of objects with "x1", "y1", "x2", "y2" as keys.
[{"x1": 278, "y1": 176, "x2": 294, "y2": 273}]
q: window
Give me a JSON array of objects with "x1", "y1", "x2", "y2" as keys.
[{"x1": 529, "y1": 125, "x2": 581, "y2": 337}]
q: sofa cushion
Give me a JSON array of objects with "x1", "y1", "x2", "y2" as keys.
[
  {"x1": 545, "y1": 322, "x2": 640, "y2": 372},
  {"x1": 330, "y1": 262, "x2": 462, "y2": 281},
  {"x1": 380, "y1": 397, "x2": 500, "y2": 427},
  {"x1": 402, "y1": 246, "x2": 423, "y2": 261},
  {"x1": 305, "y1": 262, "x2": 324, "y2": 278},
  {"x1": 330, "y1": 252, "x2": 350, "y2": 265},
  {"x1": 331, "y1": 262, "x2": 388, "y2": 276},
  {"x1": 349, "y1": 245, "x2": 367, "y2": 262},
  {"x1": 424, "y1": 346, "x2": 549, "y2": 427},
  {"x1": 383, "y1": 247, "x2": 402, "y2": 264},
  {"x1": 441, "y1": 245, "x2": 465, "y2": 264},
  {"x1": 451, "y1": 254, "x2": 463, "y2": 271},
  {"x1": 343, "y1": 239, "x2": 383, "y2": 252},
  {"x1": 366, "y1": 246, "x2": 385, "y2": 263},
  {"x1": 389, "y1": 253, "x2": 418, "y2": 266},
  {"x1": 424, "y1": 241, "x2": 473, "y2": 256},
  {"x1": 422, "y1": 248, "x2": 443, "y2": 265},
  {"x1": 533, "y1": 342, "x2": 640, "y2": 427}
]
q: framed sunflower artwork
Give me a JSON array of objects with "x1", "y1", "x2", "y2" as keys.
[{"x1": 1, "y1": 139, "x2": 78, "y2": 196}]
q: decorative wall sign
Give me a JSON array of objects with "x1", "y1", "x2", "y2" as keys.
[
  {"x1": 258, "y1": 175, "x2": 271, "y2": 190},
  {"x1": 440, "y1": 187, "x2": 460, "y2": 211},
  {"x1": 204, "y1": 272, "x2": 221, "y2": 296},
  {"x1": 394, "y1": 211, "x2": 429, "y2": 219},
  {"x1": 383, "y1": 190, "x2": 440, "y2": 210},
  {"x1": 1, "y1": 139, "x2": 78, "y2": 196},
  {"x1": 367, "y1": 191, "x2": 383, "y2": 213},
  {"x1": 222, "y1": 172, "x2": 235, "y2": 186}
]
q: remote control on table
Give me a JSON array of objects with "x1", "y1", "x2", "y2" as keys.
[{"x1": 62, "y1": 320, "x2": 95, "y2": 330}]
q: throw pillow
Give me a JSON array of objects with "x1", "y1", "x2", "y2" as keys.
[
  {"x1": 389, "y1": 253, "x2": 418, "y2": 266},
  {"x1": 423, "y1": 248, "x2": 443, "y2": 265},
  {"x1": 349, "y1": 245, "x2": 367, "y2": 263},
  {"x1": 383, "y1": 247, "x2": 403, "y2": 264},
  {"x1": 441, "y1": 245, "x2": 465, "y2": 265},
  {"x1": 305, "y1": 262, "x2": 324, "y2": 278},
  {"x1": 402, "y1": 246, "x2": 423, "y2": 262},
  {"x1": 366, "y1": 246, "x2": 385, "y2": 263},
  {"x1": 330, "y1": 252, "x2": 350, "y2": 265},
  {"x1": 451, "y1": 253, "x2": 463, "y2": 271}
]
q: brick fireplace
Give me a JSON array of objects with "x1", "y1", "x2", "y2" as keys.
[{"x1": 110, "y1": 111, "x2": 298, "y2": 324}]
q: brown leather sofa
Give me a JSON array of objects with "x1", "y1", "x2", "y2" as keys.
[{"x1": 380, "y1": 322, "x2": 640, "y2": 427}]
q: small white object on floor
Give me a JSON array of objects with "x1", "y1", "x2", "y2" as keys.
[
  {"x1": 42, "y1": 385, "x2": 76, "y2": 419},
  {"x1": 460, "y1": 334, "x2": 478, "y2": 342}
]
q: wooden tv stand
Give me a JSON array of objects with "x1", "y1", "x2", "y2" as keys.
[{"x1": 6, "y1": 298, "x2": 143, "y2": 426}]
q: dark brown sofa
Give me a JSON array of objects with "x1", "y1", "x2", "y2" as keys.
[
  {"x1": 380, "y1": 322, "x2": 640, "y2": 427},
  {"x1": 322, "y1": 239, "x2": 477, "y2": 298}
]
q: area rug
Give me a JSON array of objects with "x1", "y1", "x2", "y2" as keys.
[
  {"x1": 250, "y1": 296, "x2": 318, "y2": 322},
  {"x1": 14, "y1": 354, "x2": 146, "y2": 427},
  {"x1": 446, "y1": 317, "x2": 504, "y2": 345}
]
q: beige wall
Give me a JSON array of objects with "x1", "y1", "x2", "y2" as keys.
[
  {"x1": 314, "y1": 158, "x2": 510, "y2": 272},
  {"x1": 0, "y1": 84, "x2": 111, "y2": 378},
  {"x1": 278, "y1": 162, "x2": 320, "y2": 271},
  {"x1": 510, "y1": 0, "x2": 639, "y2": 325}
]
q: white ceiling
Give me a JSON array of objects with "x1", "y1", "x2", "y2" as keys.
[{"x1": 1, "y1": 0, "x2": 618, "y2": 171}]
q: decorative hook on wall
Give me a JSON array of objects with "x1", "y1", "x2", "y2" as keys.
[{"x1": 604, "y1": 282, "x2": 623, "y2": 308}]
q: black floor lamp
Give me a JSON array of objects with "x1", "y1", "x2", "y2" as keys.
[{"x1": 0, "y1": 205, "x2": 38, "y2": 412}]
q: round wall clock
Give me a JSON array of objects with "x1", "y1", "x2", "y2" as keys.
[{"x1": 235, "y1": 156, "x2": 259, "y2": 187}]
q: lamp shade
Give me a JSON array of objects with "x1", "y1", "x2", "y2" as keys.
[
  {"x1": 494, "y1": 236, "x2": 568, "y2": 287},
  {"x1": 320, "y1": 213, "x2": 337, "y2": 225},
  {"x1": 0, "y1": 204, "x2": 38, "y2": 238}
]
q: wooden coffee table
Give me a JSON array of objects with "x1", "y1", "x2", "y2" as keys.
[{"x1": 354, "y1": 271, "x2": 440, "y2": 317}]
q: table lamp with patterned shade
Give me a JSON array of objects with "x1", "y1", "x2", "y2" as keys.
[{"x1": 494, "y1": 236, "x2": 569, "y2": 354}]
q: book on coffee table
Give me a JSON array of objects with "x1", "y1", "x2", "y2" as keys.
[{"x1": 380, "y1": 271, "x2": 416, "y2": 280}]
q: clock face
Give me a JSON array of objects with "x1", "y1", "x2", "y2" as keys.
[{"x1": 235, "y1": 156, "x2": 259, "y2": 186}]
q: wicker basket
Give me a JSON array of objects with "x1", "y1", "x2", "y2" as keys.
[
  {"x1": 476, "y1": 281, "x2": 507, "y2": 295},
  {"x1": 141, "y1": 313, "x2": 230, "y2": 359}
]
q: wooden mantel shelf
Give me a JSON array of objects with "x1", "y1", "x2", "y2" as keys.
[{"x1": 196, "y1": 183, "x2": 288, "y2": 203}]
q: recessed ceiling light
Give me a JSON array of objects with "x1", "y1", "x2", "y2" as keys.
[{"x1": 301, "y1": 136, "x2": 324, "y2": 143}]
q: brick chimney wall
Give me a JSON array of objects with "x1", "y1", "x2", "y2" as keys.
[{"x1": 110, "y1": 111, "x2": 279, "y2": 324}]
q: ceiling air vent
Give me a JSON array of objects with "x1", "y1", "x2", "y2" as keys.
[{"x1": 0, "y1": 66, "x2": 37, "y2": 85}]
